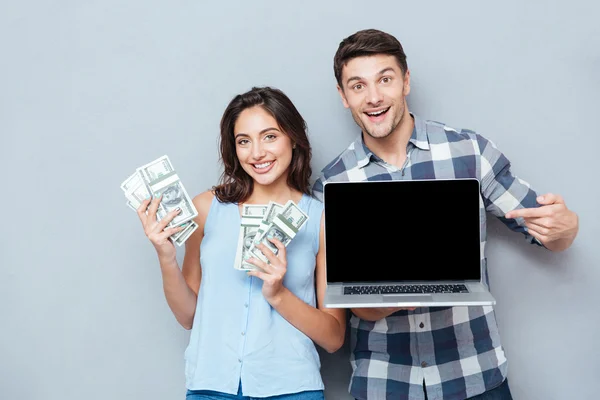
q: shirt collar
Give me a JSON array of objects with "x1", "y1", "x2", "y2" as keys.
[{"x1": 353, "y1": 113, "x2": 431, "y2": 169}]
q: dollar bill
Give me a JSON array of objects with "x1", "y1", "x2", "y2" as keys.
[
  {"x1": 246, "y1": 200, "x2": 309, "y2": 264},
  {"x1": 121, "y1": 155, "x2": 197, "y2": 246},
  {"x1": 173, "y1": 221, "x2": 198, "y2": 246},
  {"x1": 121, "y1": 170, "x2": 152, "y2": 209},
  {"x1": 126, "y1": 200, "x2": 138, "y2": 212},
  {"x1": 121, "y1": 170, "x2": 143, "y2": 195},
  {"x1": 137, "y1": 154, "x2": 175, "y2": 182},
  {"x1": 146, "y1": 170, "x2": 198, "y2": 227},
  {"x1": 277, "y1": 200, "x2": 310, "y2": 230},
  {"x1": 255, "y1": 201, "x2": 284, "y2": 238},
  {"x1": 137, "y1": 155, "x2": 198, "y2": 226},
  {"x1": 242, "y1": 204, "x2": 269, "y2": 217},
  {"x1": 234, "y1": 204, "x2": 268, "y2": 271},
  {"x1": 170, "y1": 219, "x2": 194, "y2": 241}
]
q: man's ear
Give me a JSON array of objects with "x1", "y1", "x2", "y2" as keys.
[
  {"x1": 403, "y1": 69, "x2": 411, "y2": 96},
  {"x1": 337, "y1": 85, "x2": 350, "y2": 109}
]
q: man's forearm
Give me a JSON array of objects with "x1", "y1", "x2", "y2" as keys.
[{"x1": 351, "y1": 307, "x2": 402, "y2": 321}]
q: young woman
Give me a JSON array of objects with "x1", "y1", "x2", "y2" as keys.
[{"x1": 137, "y1": 86, "x2": 346, "y2": 399}]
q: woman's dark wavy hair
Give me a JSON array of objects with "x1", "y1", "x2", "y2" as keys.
[{"x1": 212, "y1": 86, "x2": 312, "y2": 204}]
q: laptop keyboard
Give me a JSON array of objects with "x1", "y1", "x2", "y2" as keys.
[{"x1": 343, "y1": 284, "x2": 469, "y2": 295}]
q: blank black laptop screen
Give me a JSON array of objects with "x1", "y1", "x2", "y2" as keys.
[{"x1": 323, "y1": 179, "x2": 481, "y2": 283}]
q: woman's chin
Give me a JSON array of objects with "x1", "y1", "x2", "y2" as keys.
[
  {"x1": 253, "y1": 176, "x2": 278, "y2": 187},
  {"x1": 251, "y1": 172, "x2": 286, "y2": 187}
]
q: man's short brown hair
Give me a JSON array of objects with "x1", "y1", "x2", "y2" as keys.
[{"x1": 334, "y1": 29, "x2": 408, "y2": 88}]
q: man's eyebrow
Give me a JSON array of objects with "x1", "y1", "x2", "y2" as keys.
[
  {"x1": 346, "y1": 75, "x2": 363, "y2": 85},
  {"x1": 345, "y1": 67, "x2": 397, "y2": 85},
  {"x1": 377, "y1": 67, "x2": 396, "y2": 76}
]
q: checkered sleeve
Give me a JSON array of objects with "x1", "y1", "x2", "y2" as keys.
[
  {"x1": 474, "y1": 132, "x2": 543, "y2": 245},
  {"x1": 311, "y1": 175, "x2": 325, "y2": 202},
  {"x1": 311, "y1": 140, "x2": 363, "y2": 203}
]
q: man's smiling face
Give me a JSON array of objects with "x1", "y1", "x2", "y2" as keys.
[{"x1": 337, "y1": 54, "x2": 411, "y2": 140}]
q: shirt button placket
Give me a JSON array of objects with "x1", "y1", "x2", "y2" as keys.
[
  {"x1": 238, "y1": 277, "x2": 252, "y2": 370},
  {"x1": 414, "y1": 309, "x2": 431, "y2": 373}
]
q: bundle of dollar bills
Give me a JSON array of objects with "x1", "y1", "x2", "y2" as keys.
[
  {"x1": 234, "y1": 200, "x2": 309, "y2": 271},
  {"x1": 120, "y1": 155, "x2": 199, "y2": 246}
]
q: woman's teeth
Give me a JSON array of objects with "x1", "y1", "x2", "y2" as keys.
[{"x1": 254, "y1": 161, "x2": 273, "y2": 169}]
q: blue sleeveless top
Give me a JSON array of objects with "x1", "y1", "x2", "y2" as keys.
[{"x1": 184, "y1": 194, "x2": 325, "y2": 397}]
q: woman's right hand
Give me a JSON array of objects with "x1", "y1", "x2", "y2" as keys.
[{"x1": 137, "y1": 195, "x2": 184, "y2": 261}]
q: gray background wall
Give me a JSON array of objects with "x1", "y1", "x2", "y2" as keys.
[{"x1": 1, "y1": 1, "x2": 598, "y2": 399}]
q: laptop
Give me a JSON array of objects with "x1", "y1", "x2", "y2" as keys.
[{"x1": 322, "y1": 178, "x2": 496, "y2": 308}]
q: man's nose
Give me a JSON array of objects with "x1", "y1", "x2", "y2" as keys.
[{"x1": 366, "y1": 85, "x2": 383, "y2": 106}]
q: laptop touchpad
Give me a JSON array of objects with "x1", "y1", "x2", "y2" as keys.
[{"x1": 383, "y1": 295, "x2": 433, "y2": 303}]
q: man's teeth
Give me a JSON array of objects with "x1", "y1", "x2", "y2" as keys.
[
  {"x1": 255, "y1": 161, "x2": 273, "y2": 169},
  {"x1": 367, "y1": 109, "x2": 388, "y2": 116}
]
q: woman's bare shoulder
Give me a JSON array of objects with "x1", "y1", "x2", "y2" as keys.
[
  {"x1": 193, "y1": 190, "x2": 215, "y2": 210},
  {"x1": 192, "y1": 190, "x2": 216, "y2": 228}
]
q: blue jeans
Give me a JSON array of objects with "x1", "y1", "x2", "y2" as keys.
[
  {"x1": 423, "y1": 378, "x2": 513, "y2": 400},
  {"x1": 186, "y1": 381, "x2": 324, "y2": 400}
]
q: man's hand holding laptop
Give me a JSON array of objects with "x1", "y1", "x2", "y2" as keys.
[{"x1": 351, "y1": 307, "x2": 416, "y2": 321}]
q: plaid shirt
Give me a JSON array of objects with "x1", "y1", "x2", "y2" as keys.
[{"x1": 312, "y1": 114, "x2": 542, "y2": 400}]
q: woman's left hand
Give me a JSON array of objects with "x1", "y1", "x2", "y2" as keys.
[{"x1": 246, "y1": 238, "x2": 287, "y2": 305}]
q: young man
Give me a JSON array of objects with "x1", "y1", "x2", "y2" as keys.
[{"x1": 312, "y1": 29, "x2": 579, "y2": 400}]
